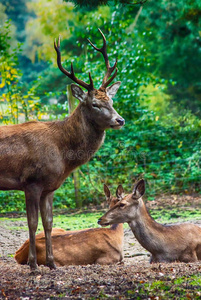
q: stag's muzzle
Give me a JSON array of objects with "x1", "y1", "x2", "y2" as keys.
[
  {"x1": 116, "y1": 118, "x2": 125, "y2": 126},
  {"x1": 110, "y1": 115, "x2": 125, "y2": 129}
]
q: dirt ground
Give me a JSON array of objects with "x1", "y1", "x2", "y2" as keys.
[{"x1": 0, "y1": 194, "x2": 201, "y2": 299}]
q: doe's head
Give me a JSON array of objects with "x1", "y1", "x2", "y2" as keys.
[
  {"x1": 103, "y1": 183, "x2": 125, "y2": 209},
  {"x1": 98, "y1": 179, "x2": 145, "y2": 226}
]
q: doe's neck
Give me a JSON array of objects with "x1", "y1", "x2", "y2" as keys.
[
  {"x1": 110, "y1": 223, "x2": 124, "y2": 232},
  {"x1": 128, "y1": 199, "x2": 165, "y2": 253}
]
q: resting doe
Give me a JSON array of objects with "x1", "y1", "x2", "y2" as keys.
[
  {"x1": 15, "y1": 185, "x2": 124, "y2": 266},
  {"x1": 98, "y1": 179, "x2": 201, "y2": 263}
]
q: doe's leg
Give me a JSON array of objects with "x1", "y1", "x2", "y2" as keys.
[{"x1": 40, "y1": 191, "x2": 56, "y2": 269}]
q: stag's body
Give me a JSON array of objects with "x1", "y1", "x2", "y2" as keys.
[
  {"x1": 15, "y1": 185, "x2": 124, "y2": 266},
  {"x1": 0, "y1": 105, "x2": 104, "y2": 192},
  {"x1": 99, "y1": 180, "x2": 201, "y2": 263},
  {"x1": 0, "y1": 30, "x2": 124, "y2": 270}
]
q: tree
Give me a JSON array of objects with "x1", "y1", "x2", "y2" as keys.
[
  {"x1": 136, "y1": 0, "x2": 201, "y2": 115},
  {"x1": 0, "y1": 20, "x2": 43, "y2": 124},
  {"x1": 64, "y1": 0, "x2": 147, "y2": 8}
]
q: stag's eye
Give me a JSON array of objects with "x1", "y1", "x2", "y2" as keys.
[
  {"x1": 119, "y1": 203, "x2": 126, "y2": 208},
  {"x1": 92, "y1": 102, "x2": 100, "y2": 109}
]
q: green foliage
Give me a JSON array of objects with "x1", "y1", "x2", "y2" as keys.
[
  {"x1": 0, "y1": 1, "x2": 200, "y2": 211},
  {"x1": 1, "y1": 0, "x2": 28, "y2": 42},
  {"x1": 0, "y1": 20, "x2": 44, "y2": 124},
  {"x1": 71, "y1": 5, "x2": 201, "y2": 202},
  {"x1": 0, "y1": 191, "x2": 26, "y2": 213},
  {"x1": 82, "y1": 108, "x2": 200, "y2": 204},
  {"x1": 64, "y1": 0, "x2": 147, "y2": 8},
  {"x1": 137, "y1": 0, "x2": 201, "y2": 115}
]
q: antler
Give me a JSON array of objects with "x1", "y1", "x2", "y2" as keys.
[
  {"x1": 54, "y1": 35, "x2": 94, "y2": 92},
  {"x1": 87, "y1": 28, "x2": 118, "y2": 89}
]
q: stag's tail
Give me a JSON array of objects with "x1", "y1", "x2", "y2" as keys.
[{"x1": 15, "y1": 239, "x2": 29, "y2": 264}]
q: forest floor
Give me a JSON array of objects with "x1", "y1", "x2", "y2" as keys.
[{"x1": 0, "y1": 194, "x2": 201, "y2": 299}]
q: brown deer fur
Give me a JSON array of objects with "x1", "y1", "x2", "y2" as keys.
[
  {"x1": 0, "y1": 30, "x2": 124, "y2": 270},
  {"x1": 15, "y1": 185, "x2": 124, "y2": 266},
  {"x1": 98, "y1": 179, "x2": 201, "y2": 263}
]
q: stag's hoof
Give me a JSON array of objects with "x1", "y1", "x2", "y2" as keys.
[
  {"x1": 29, "y1": 268, "x2": 41, "y2": 276},
  {"x1": 28, "y1": 261, "x2": 38, "y2": 271},
  {"x1": 47, "y1": 261, "x2": 57, "y2": 270},
  {"x1": 28, "y1": 262, "x2": 40, "y2": 276}
]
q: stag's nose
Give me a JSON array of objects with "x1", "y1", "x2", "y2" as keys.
[
  {"x1": 116, "y1": 118, "x2": 125, "y2": 126},
  {"x1": 97, "y1": 219, "x2": 101, "y2": 225}
]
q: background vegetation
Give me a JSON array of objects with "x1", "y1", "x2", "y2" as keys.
[{"x1": 0, "y1": 0, "x2": 200, "y2": 212}]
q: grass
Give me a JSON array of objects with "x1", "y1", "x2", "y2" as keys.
[
  {"x1": 130, "y1": 274, "x2": 201, "y2": 300},
  {"x1": 0, "y1": 211, "x2": 105, "y2": 233},
  {"x1": 150, "y1": 207, "x2": 201, "y2": 223},
  {"x1": 0, "y1": 204, "x2": 200, "y2": 233}
]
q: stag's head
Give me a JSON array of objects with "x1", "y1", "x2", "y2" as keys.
[
  {"x1": 54, "y1": 29, "x2": 125, "y2": 131},
  {"x1": 98, "y1": 179, "x2": 145, "y2": 226}
]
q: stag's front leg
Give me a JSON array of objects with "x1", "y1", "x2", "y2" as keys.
[
  {"x1": 40, "y1": 191, "x2": 56, "y2": 269},
  {"x1": 25, "y1": 185, "x2": 42, "y2": 270}
]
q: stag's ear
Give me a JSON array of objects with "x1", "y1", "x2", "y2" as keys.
[
  {"x1": 71, "y1": 84, "x2": 86, "y2": 103},
  {"x1": 104, "y1": 184, "x2": 111, "y2": 202},
  {"x1": 116, "y1": 184, "x2": 124, "y2": 200},
  {"x1": 132, "y1": 179, "x2": 145, "y2": 200},
  {"x1": 106, "y1": 81, "x2": 121, "y2": 98}
]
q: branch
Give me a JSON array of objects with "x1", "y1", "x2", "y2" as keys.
[{"x1": 124, "y1": 253, "x2": 150, "y2": 258}]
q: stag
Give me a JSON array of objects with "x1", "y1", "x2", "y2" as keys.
[
  {"x1": 0, "y1": 29, "x2": 124, "y2": 270},
  {"x1": 99, "y1": 179, "x2": 201, "y2": 263}
]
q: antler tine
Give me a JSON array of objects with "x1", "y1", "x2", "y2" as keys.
[
  {"x1": 88, "y1": 28, "x2": 118, "y2": 89},
  {"x1": 103, "y1": 67, "x2": 118, "y2": 87},
  {"x1": 54, "y1": 36, "x2": 94, "y2": 92}
]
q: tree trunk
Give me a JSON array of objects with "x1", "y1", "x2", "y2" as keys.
[{"x1": 67, "y1": 85, "x2": 82, "y2": 208}]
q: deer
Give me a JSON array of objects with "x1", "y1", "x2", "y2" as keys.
[
  {"x1": 15, "y1": 184, "x2": 124, "y2": 266},
  {"x1": 0, "y1": 29, "x2": 125, "y2": 270},
  {"x1": 98, "y1": 179, "x2": 201, "y2": 263}
]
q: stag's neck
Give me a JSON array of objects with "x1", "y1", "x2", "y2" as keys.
[
  {"x1": 67, "y1": 103, "x2": 105, "y2": 139},
  {"x1": 129, "y1": 200, "x2": 165, "y2": 253},
  {"x1": 58, "y1": 104, "x2": 105, "y2": 166}
]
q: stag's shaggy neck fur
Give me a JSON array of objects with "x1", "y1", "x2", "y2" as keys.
[{"x1": 57, "y1": 103, "x2": 105, "y2": 175}]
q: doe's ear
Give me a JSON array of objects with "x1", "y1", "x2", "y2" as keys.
[
  {"x1": 116, "y1": 184, "x2": 124, "y2": 200},
  {"x1": 104, "y1": 184, "x2": 111, "y2": 201},
  {"x1": 71, "y1": 84, "x2": 86, "y2": 103},
  {"x1": 106, "y1": 81, "x2": 121, "y2": 98},
  {"x1": 132, "y1": 179, "x2": 145, "y2": 200}
]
